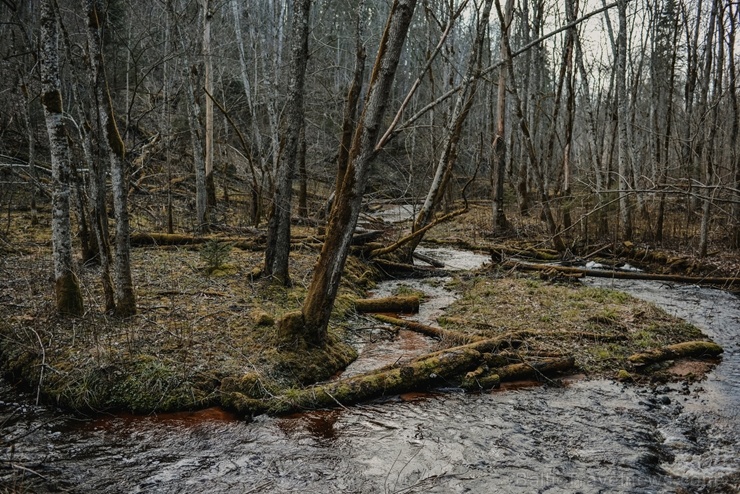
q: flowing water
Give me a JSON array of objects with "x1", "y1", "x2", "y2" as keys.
[{"x1": 2, "y1": 251, "x2": 739, "y2": 493}]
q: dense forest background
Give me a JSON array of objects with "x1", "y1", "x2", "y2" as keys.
[{"x1": 0, "y1": 0, "x2": 738, "y2": 326}]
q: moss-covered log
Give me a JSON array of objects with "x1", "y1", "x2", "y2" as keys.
[
  {"x1": 373, "y1": 314, "x2": 482, "y2": 344},
  {"x1": 353, "y1": 295, "x2": 420, "y2": 314},
  {"x1": 628, "y1": 341, "x2": 723, "y2": 366},
  {"x1": 231, "y1": 344, "x2": 484, "y2": 415},
  {"x1": 225, "y1": 334, "x2": 535, "y2": 415}
]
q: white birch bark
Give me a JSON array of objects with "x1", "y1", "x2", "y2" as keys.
[
  {"x1": 84, "y1": 0, "x2": 136, "y2": 315},
  {"x1": 40, "y1": 0, "x2": 83, "y2": 316}
]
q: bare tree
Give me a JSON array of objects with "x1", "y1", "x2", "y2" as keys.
[
  {"x1": 287, "y1": 0, "x2": 418, "y2": 344},
  {"x1": 615, "y1": 0, "x2": 633, "y2": 240},
  {"x1": 263, "y1": 0, "x2": 311, "y2": 286},
  {"x1": 84, "y1": 0, "x2": 137, "y2": 316},
  {"x1": 40, "y1": 0, "x2": 83, "y2": 316},
  {"x1": 491, "y1": 0, "x2": 513, "y2": 234}
]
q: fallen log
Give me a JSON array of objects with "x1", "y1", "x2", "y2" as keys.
[
  {"x1": 223, "y1": 333, "x2": 548, "y2": 416},
  {"x1": 628, "y1": 341, "x2": 723, "y2": 366},
  {"x1": 504, "y1": 259, "x2": 740, "y2": 289},
  {"x1": 497, "y1": 356, "x2": 576, "y2": 381},
  {"x1": 413, "y1": 251, "x2": 445, "y2": 268},
  {"x1": 252, "y1": 344, "x2": 486, "y2": 415},
  {"x1": 372, "y1": 314, "x2": 481, "y2": 344},
  {"x1": 461, "y1": 356, "x2": 575, "y2": 391},
  {"x1": 353, "y1": 295, "x2": 420, "y2": 314},
  {"x1": 372, "y1": 259, "x2": 449, "y2": 277}
]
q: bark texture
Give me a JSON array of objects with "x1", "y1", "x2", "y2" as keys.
[
  {"x1": 300, "y1": 0, "x2": 418, "y2": 343},
  {"x1": 40, "y1": 0, "x2": 83, "y2": 316},
  {"x1": 264, "y1": 0, "x2": 311, "y2": 285}
]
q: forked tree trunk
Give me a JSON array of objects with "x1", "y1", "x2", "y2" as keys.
[
  {"x1": 40, "y1": 0, "x2": 83, "y2": 316},
  {"x1": 294, "y1": 0, "x2": 418, "y2": 344},
  {"x1": 264, "y1": 0, "x2": 311, "y2": 285},
  {"x1": 85, "y1": 0, "x2": 136, "y2": 316},
  {"x1": 57, "y1": 8, "x2": 116, "y2": 311}
]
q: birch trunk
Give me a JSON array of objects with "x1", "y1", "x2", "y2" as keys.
[
  {"x1": 40, "y1": 0, "x2": 83, "y2": 316},
  {"x1": 85, "y1": 0, "x2": 136, "y2": 316},
  {"x1": 616, "y1": 0, "x2": 633, "y2": 240},
  {"x1": 263, "y1": 0, "x2": 311, "y2": 285},
  {"x1": 295, "y1": 0, "x2": 418, "y2": 344}
]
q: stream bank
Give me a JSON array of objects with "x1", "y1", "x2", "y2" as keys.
[{"x1": 2, "y1": 246, "x2": 738, "y2": 492}]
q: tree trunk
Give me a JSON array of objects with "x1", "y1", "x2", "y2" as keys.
[
  {"x1": 264, "y1": 0, "x2": 311, "y2": 286},
  {"x1": 40, "y1": 0, "x2": 83, "y2": 316},
  {"x1": 727, "y1": 2, "x2": 740, "y2": 248},
  {"x1": 491, "y1": 0, "x2": 513, "y2": 235},
  {"x1": 616, "y1": 0, "x2": 632, "y2": 240},
  {"x1": 201, "y1": 0, "x2": 216, "y2": 208},
  {"x1": 57, "y1": 7, "x2": 116, "y2": 311},
  {"x1": 495, "y1": 0, "x2": 565, "y2": 251},
  {"x1": 85, "y1": 0, "x2": 136, "y2": 316},
  {"x1": 170, "y1": 0, "x2": 208, "y2": 234},
  {"x1": 296, "y1": 0, "x2": 418, "y2": 344},
  {"x1": 698, "y1": 0, "x2": 719, "y2": 258}
]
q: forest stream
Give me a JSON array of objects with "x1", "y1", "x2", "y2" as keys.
[{"x1": 1, "y1": 247, "x2": 739, "y2": 493}]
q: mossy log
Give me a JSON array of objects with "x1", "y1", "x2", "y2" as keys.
[
  {"x1": 353, "y1": 295, "x2": 420, "y2": 314},
  {"x1": 628, "y1": 341, "x2": 723, "y2": 366},
  {"x1": 461, "y1": 356, "x2": 575, "y2": 391},
  {"x1": 372, "y1": 314, "x2": 481, "y2": 344},
  {"x1": 504, "y1": 260, "x2": 739, "y2": 289},
  {"x1": 497, "y1": 356, "x2": 576, "y2": 381},
  {"x1": 262, "y1": 344, "x2": 486, "y2": 415},
  {"x1": 224, "y1": 334, "x2": 538, "y2": 416}
]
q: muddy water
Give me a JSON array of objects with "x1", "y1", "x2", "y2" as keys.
[{"x1": 2, "y1": 255, "x2": 739, "y2": 493}]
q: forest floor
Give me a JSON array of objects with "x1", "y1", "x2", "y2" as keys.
[{"x1": 0, "y1": 201, "x2": 735, "y2": 416}]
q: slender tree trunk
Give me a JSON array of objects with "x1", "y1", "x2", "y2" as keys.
[
  {"x1": 574, "y1": 27, "x2": 608, "y2": 236},
  {"x1": 727, "y1": 2, "x2": 740, "y2": 248},
  {"x1": 200, "y1": 0, "x2": 216, "y2": 207},
  {"x1": 698, "y1": 0, "x2": 720, "y2": 258},
  {"x1": 40, "y1": 0, "x2": 83, "y2": 316},
  {"x1": 295, "y1": 0, "x2": 418, "y2": 344},
  {"x1": 174, "y1": 1, "x2": 208, "y2": 234},
  {"x1": 616, "y1": 0, "x2": 633, "y2": 240},
  {"x1": 492, "y1": 0, "x2": 513, "y2": 234},
  {"x1": 85, "y1": 0, "x2": 136, "y2": 316},
  {"x1": 264, "y1": 0, "x2": 311, "y2": 285},
  {"x1": 231, "y1": 0, "x2": 265, "y2": 226}
]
